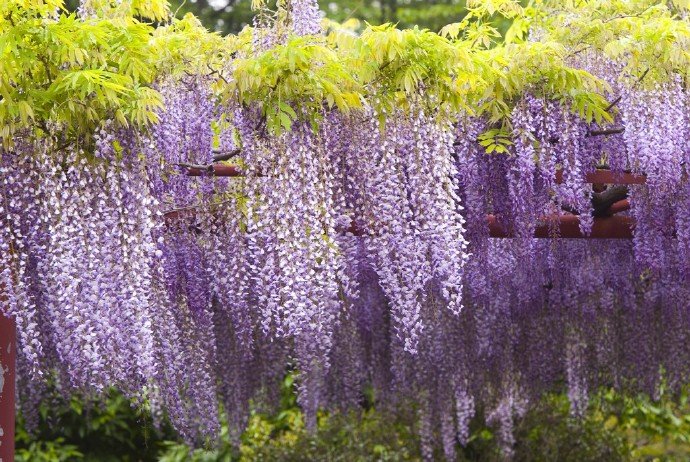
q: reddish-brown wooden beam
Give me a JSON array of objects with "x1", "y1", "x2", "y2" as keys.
[
  {"x1": 179, "y1": 164, "x2": 641, "y2": 239},
  {"x1": 185, "y1": 164, "x2": 648, "y2": 186},
  {"x1": 555, "y1": 169, "x2": 646, "y2": 185},
  {"x1": 343, "y1": 215, "x2": 635, "y2": 239},
  {"x1": 487, "y1": 214, "x2": 634, "y2": 239},
  {"x1": 0, "y1": 282, "x2": 16, "y2": 462},
  {"x1": 164, "y1": 213, "x2": 634, "y2": 239},
  {"x1": 165, "y1": 205, "x2": 635, "y2": 239},
  {"x1": 186, "y1": 165, "x2": 245, "y2": 177}
]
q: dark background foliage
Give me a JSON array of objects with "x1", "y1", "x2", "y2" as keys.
[
  {"x1": 63, "y1": 0, "x2": 472, "y2": 34},
  {"x1": 168, "y1": 0, "x2": 471, "y2": 34},
  {"x1": 16, "y1": 376, "x2": 690, "y2": 461}
]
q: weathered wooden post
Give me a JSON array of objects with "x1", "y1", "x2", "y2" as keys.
[{"x1": 0, "y1": 293, "x2": 15, "y2": 462}]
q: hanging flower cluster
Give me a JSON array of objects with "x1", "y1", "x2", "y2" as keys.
[
  {"x1": 4, "y1": 0, "x2": 690, "y2": 460},
  {"x1": 290, "y1": 0, "x2": 322, "y2": 36}
]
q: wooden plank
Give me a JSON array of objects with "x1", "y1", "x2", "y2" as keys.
[
  {"x1": 487, "y1": 214, "x2": 634, "y2": 239},
  {"x1": 555, "y1": 169, "x2": 647, "y2": 185},
  {"x1": 186, "y1": 165, "x2": 244, "y2": 177},
  {"x1": 0, "y1": 285, "x2": 15, "y2": 462},
  {"x1": 185, "y1": 164, "x2": 648, "y2": 186}
]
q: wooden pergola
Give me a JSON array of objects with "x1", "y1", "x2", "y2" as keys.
[
  {"x1": 185, "y1": 164, "x2": 645, "y2": 238},
  {"x1": 0, "y1": 165, "x2": 647, "y2": 461}
]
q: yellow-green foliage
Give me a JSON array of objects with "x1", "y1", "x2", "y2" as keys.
[
  {"x1": 229, "y1": 35, "x2": 363, "y2": 135},
  {"x1": 531, "y1": 0, "x2": 690, "y2": 86},
  {"x1": 0, "y1": 0, "x2": 164, "y2": 146},
  {"x1": 2, "y1": 0, "x2": 689, "y2": 151}
]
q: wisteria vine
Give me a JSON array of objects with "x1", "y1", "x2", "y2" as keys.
[{"x1": 2, "y1": 0, "x2": 690, "y2": 460}]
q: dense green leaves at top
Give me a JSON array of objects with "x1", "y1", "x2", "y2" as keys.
[
  {"x1": 228, "y1": 34, "x2": 363, "y2": 134},
  {"x1": 0, "y1": 1, "x2": 164, "y2": 147},
  {"x1": 2, "y1": 0, "x2": 690, "y2": 148},
  {"x1": 529, "y1": 0, "x2": 690, "y2": 84}
]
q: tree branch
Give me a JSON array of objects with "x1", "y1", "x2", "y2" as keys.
[
  {"x1": 212, "y1": 148, "x2": 241, "y2": 162},
  {"x1": 604, "y1": 96, "x2": 623, "y2": 113},
  {"x1": 176, "y1": 162, "x2": 213, "y2": 172},
  {"x1": 560, "y1": 185, "x2": 630, "y2": 217},
  {"x1": 207, "y1": 63, "x2": 230, "y2": 85},
  {"x1": 605, "y1": 68, "x2": 650, "y2": 112},
  {"x1": 592, "y1": 185, "x2": 629, "y2": 217},
  {"x1": 587, "y1": 127, "x2": 625, "y2": 137}
]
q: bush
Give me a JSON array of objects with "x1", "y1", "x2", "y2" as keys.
[
  {"x1": 16, "y1": 390, "x2": 175, "y2": 462},
  {"x1": 16, "y1": 381, "x2": 690, "y2": 461}
]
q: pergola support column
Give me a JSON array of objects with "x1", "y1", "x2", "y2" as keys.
[{"x1": 0, "y1": 297, "x2": 15, "y2": 462}]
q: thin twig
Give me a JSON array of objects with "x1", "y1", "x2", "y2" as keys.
[
  {"x1": 587, "y1": 127, "x2": 625, "y2": 137},
  {"x1": 176, "y1": 162, "x2": 213, "y2": 171},
  {"x1": 604, "y1": 96, "x2": 623, "y2": 113},
  {"x1": 212, "y1": 148, "x2": 241, "y2": 162},
  {"x1": 605, "y1": 68, "x2": 650, "y2": 112},
  {"x1": 207, "y1": 63, "x2": 230, "y2": 85}
]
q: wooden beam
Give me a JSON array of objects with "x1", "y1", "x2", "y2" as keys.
[
  {"x1": 178, "y1": 164, "x2": 641, "y2": 239},
  {"x1": 555, "y1": 169, "x2": 646, "y2": 185},
  {"x1": 185, "y1": 164, "x2": 648, "y2": 186},
  {"x1": 487, "y1": 214, "x2": 635, "y2": 239},
  {"x1": 186, "y1": 164, "x2": 245, "y2": 177},
  {"x1": 0, "y1": 282, "x2": 15, "y2": 462}
]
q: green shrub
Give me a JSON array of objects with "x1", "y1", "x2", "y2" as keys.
[
  {"x1": 16, "y1": 390, "x2": 175, "y2": 462},
  {"x1": 16, "y1": 380, "x2": 690, "y2": 461}
]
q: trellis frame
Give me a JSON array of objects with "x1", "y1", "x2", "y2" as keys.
[
  {"x1": 0, "y1": 165, "x2": 648, "y2": 462},
  {"x1": 184, "y1": 164, "x2": 645, "y2": 239}
]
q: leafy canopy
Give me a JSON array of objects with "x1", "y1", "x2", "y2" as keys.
[
  {"x1": 2, "y1": 0, "x2": 690, "y2": 150},
  {"x1": 0, "y1": 0, "x2": 163, "y2": 147}
]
